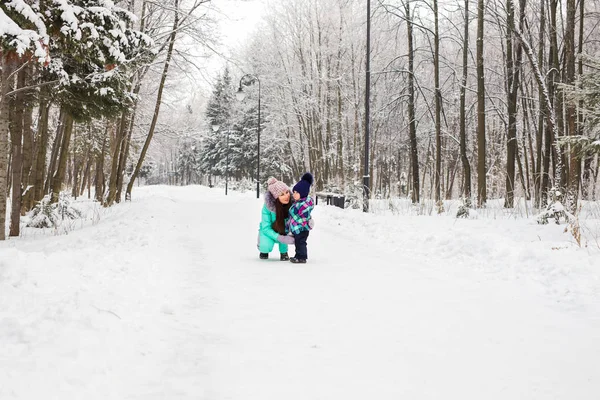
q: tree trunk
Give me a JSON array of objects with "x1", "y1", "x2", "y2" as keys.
[
  {"x1": 31, "y1": 93, "x2": 51, "y2": 206},
  {"x1": 45, "y1": 109, "x2": 65, "y2": 195},
  {"x1": 0, "y1": 56, "x2": 17, "y2": 240},
  {"x1": 548, "y1": 0, "x2": 564, "y2": 189},
  {"x1": 516, "y1": 138, "x2": 529, "y2": 199},
  {"x1": 590, "y1": 154, "x2": 598, "y2": 201},
  {"x1": 9, "y1": 66, "x2": 27, "y2": 236},
  {"x1": 406, "y1": 1, "x2": 420, "y2": 203},
  {"x1": 95, "y1": 125, "x2": 109, "y2": 203},
  {"x1": 579, "y1": 0, "x2": 591, "y2": 200},
  {"x1": 126, "y1": 0, "x2": 180, "y2": 201},
  {"x1": 534, "y1": 0, "x2": 546, "y2": 208},
  {"x1": 20, "y1": 64, "x2": 34, "y2": 214},
  {"x1": 80, "y1": 156, "x2": 91, "y2": 198},
  {"x1": 459, "y1": 0, "x2": 472, "y2": 199},
  {"x1": 71, "y1": 126, "x2": 80, "y2": 199},
  {"x1": 433, "y1": 0, "x2": 441, "y2": 203},
  {"x1": 514, "y1": 5, "x2": 560, "y2": 207},
  {"x1": 564, "y1": 0, "x2": 578, "y2": 212},
  {"x1": 505, "y1": 0, "x2": 525, "y2": 208},
  {"x1": 50, "y1": 112, "x2": 74, "y2": 203},
  {"x1": 445, "y1": 153, "x2": 458, "y2": 199},
  {"x1": 521, "y1": 129, "x2": 532, "y2": 200},
  {"x1": 116, "y1": 90, "x2": 138, "y2": 203},
  {"x1": 115, "y1": 113, "x2": 131, "y2": 203},
  {"x1": 336, "y1": 83, "x2": 345, "y2": 190},
  {"x1": 476, "y1": 0, "x2": 487, "y2": 206},
  {"x1": 106, "y1": 113, "x2": 127, "y2": 206},
  {"x1": 521, "y1": 82, "x2": 536, "y2": 203},
  {"x1": 505, "y1": 0, "x2": 517, "y2": 208},
  {"x1": 335, "y1": 10, "x2": 345, "y2": 190}
]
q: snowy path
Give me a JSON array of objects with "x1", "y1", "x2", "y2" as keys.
[{"x1": 2, "y1": 185, "x2": 600, "y2": 399}]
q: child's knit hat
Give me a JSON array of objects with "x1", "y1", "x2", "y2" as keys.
[
  {"x1": 267, "y1": 177, "x2": 289, "y2": 198},
  {"x1": 292, "y1": 172, "x2": 314, "y2": 198}
]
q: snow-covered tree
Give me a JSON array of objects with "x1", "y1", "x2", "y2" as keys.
[
  {"x1": 201, "y1": 68, "x2": 234, "y2": 178},
  {"x1": 1, "y1": 0, "x2": 154, "y2": 238},
  {"x1": 1, "y1": 0, "x2": 50, "y2": 239},
  {"x1": 176, "y1": 135, "x2": 202, "y2": 185}
]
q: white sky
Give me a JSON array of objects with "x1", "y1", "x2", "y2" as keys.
[
  {"x1": 150, "y1": 0, "x2": 265, "y2": 139},
  {"x1": 210, "y1": 0, "x2": 265, "y2": 74}
]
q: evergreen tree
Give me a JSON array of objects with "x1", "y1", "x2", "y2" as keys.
[
  {"x1": 45, "y1": 0, "x2": 153, "y2": 121},
  {"x1": 177, "y1": 135, "x2": 202, "y2": 185},
  {"x1": 230, "y1": 106, "x2": 259, "y2": 179},
  {"x1": 559, "y1": 56, "x2": 600, "y2": 157},
  {"x1": 201, "y1": 67, "x2": 234, "y2": 178}
]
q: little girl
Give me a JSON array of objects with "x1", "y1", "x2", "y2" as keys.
[{"x1": 287, "y1": 173, "x2": 314, "y2": 263}]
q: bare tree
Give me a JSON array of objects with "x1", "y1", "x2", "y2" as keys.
[
  {"x1": 405, "y1": 0, "x2": 420, "y2": 203},
  {"x1": 514, "y1": 11, "x2": 560, "y2": 205},
  {"x1": 504, "y1": 0, "x2": 525, "y2": 208},
  {"x1": 533, "y1": 0, "x2": 546, "y2": 208},
  {"x1": 459, "y1": 0, "x2": 471, "y2": 199},
  {"x1": 564, "y1": 0, "x2": 579, "y2": 212},
  {"x1": 127, "y1": 0, "x2": 181, "y2": 200},
  {"x1": 476, "y1": 0, "x2": 487, "y2": 206},
  {"x1": 433, "y1": 0, "x2": 442, "y2": 204}
]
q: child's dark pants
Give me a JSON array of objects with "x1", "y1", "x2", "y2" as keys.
[{"x1": 293, "y1": 230, "x2": 310, "y2": 260}]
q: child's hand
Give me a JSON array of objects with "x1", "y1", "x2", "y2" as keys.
[{"x1": 308, "y1": 218, "x2": 315, "y2": 229}]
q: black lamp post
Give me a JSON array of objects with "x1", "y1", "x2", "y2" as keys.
[
  {"x1": 225, "y1": 128, "x2": 230, "y2": 196},
  {"x1": 364, "y1": 0, "x2": 371, "y2": 213},
  {"x1": 210, "y1": 123, "x2": 219, "y2": 189},
  {"x1": 236, "y1": 74, "x2": 261, "y2": 199}
]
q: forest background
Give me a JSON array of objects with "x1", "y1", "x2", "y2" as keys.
[{"x1": 1, "y1": 0, "x2": 600, "y2": 240}]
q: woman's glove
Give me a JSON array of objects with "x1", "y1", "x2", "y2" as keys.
[
  {"x1": 278, "y1": 235, "x2": 295, "y2": 245},
  {"x1": 308, "y1": 218, "x2": 315, "y2": 229}
]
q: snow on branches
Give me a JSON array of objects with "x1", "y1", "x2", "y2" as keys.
[
  {"x1": 0, "y1": 1, "x2": 48, "y2": 62},
  {"x1": 1, "y1": 0, "x2": 153, "y2": 68}
]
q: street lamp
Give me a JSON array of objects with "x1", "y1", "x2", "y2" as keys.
[
  {"x1": 209, "y1": 123, "x2": 220, "y2": 188},
  {"x1": 236, "y1": 74, "x2": 261, "y2": 199},
  {"x1": 226, "y1": 129, "x2": 230, "y2": 196}
]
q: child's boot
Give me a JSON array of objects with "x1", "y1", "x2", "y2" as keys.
[
  {"x1": 289, "y1": 257, "x2": 306, "y2": 264},
  {"x1": 259, "y1": 253, "x2": 269, "y2": 259},
  {"x1": 280, "y1": 253, "x2": 289, "y2": 261}
]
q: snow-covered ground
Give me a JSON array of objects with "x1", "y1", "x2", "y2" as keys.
[{"x1": 1, "y1": 185, "x2": 600, "y2": 399}]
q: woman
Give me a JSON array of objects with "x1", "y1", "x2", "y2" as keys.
[{"x1": 258, "y1": 177, "x2": 295, "y2": 260}]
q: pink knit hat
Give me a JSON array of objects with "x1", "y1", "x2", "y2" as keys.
[{"x1": 267, "y1": 177, "x2": 289, "y2": 198}]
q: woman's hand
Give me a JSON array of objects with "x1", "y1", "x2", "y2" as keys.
[{"x1": 278, "y1": 235, "x2": 295, "y2": 245}]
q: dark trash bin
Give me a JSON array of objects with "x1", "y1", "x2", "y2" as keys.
[{"x1": 315, "y1": 192, "x2": 345, "y2": 209}]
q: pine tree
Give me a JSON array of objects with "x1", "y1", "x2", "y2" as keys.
[{"x1": 202, "y1": 68, "x2": 235, "y2": 179}]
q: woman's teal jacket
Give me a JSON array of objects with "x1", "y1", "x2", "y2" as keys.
[{"x1": 257, "y1": 190, "x2": 288, "y2": 252}]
